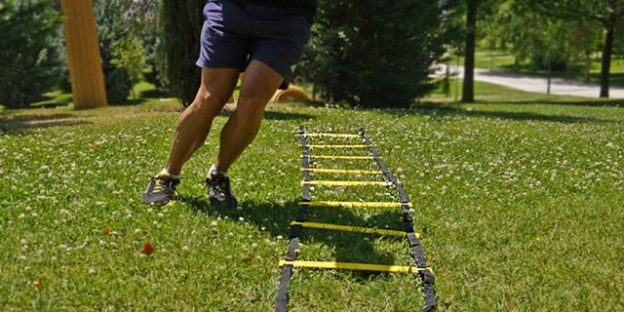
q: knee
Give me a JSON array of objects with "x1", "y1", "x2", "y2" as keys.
[
  {"x1": 236, "y1": 96, "x2": 268, "y2": 117},
  {"x1": 190, "y1": 87, "x2": 226, "y2": 116}
]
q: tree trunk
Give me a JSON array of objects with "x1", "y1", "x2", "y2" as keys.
[
  {"x1": 462, "y1": 1, "x2": 478, "y2": 103},
  {"x1": 547, "y1": 61, "x2": 552, "y2": 95},
  {"x1": 61, "y1": 0, "x2": 108, "y2": 109},
  {"x1": 455, "y1": 55, "x2": 460, "y2": 101},
  {"x1": 585, "y1": 51, "x2": 591, "y2": 82},
  {"x1": 599, "y1": 25, "x2": 614, "y2": 98}
]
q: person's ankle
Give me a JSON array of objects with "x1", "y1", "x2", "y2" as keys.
[
  {"x1": 158, "y1": 168, "x2": 181, "y2": 180},
  {"x1": 208, "y1": 164, "x2": 227, "y2": 177}
]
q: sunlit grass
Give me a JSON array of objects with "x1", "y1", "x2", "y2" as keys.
[{"x1": 1, "y1": 90, "x2": 623, "y2": 310}]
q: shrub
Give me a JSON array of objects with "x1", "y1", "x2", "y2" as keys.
[
  {"x1": 105, "y1": 68, "x2": 132, "y2": 104},
  {"x1": 93, "y1": 0, "x2": 133, "y2": 104},
  {"x1": 0, "y1": 0, "x2": 63, "y2": 108},
  {"x1": 158, "y1": 0, "x2": 206, "y2": 106},
  {"x1": 301, "y1": 0, "x2": 445, "y2": 108}
]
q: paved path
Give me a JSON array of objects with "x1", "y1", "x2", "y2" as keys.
[{"x1": 440, "y1": 66, "x2": 624, "y2": 99}]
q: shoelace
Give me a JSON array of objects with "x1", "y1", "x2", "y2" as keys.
[
  {"x1": 152, "y1": 177, "x2": 176, "y2": 193},
  {"x1": 209, "y1": 176, "x2": 229, "y2": 197}
]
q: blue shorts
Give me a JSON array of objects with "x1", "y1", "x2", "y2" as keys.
[{"x1": 196, "y1": 1, "x2": 312, "y2": 80}]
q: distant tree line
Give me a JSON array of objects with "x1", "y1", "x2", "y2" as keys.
[
  {"x1": 449, "y1": 0, "x2": 624, "y2": 102},
  {"x1": 1, "y1": 0, "x2": 623, "y2": 109}
]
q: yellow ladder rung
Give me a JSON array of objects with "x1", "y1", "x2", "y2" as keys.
[
  {"x1": 301, "y1": 168, "x2": 382, "y2": 175},
  {"x1": 304, "y1": 133, "x2": 359, "y2": 138},
  {"x1": 290, "y1": 221, "x2": 417, "y2": 238},
  {"x1": 301, "y1": 201, "x2": 412, "y2": 209},
  {"x1": 302, "y1": 181, "x2": 389, "y2": 187},
  {"x1": 304, "y1": 155, "x2": 377, "y2": 160},
  {"x1": 307, "y1": 145, "x2": 368, "y2": 149},
  {"x1": 279, "y1": 260, "x2": 429, "y2": 273}
]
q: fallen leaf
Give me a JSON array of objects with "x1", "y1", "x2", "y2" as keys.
[
  {"x1": 103, "y1": 225, "x2": 113, "y2": 235},
  {"x1": 241, "y1": 256, "x2": 254, "y2": 264},
  {"x1": 142, "y1": 242, "x2": 154, "y2": 256}
]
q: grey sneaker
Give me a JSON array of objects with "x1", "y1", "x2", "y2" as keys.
[
  {"x1": 206, "y1": 172, "x2": 238, "y2": 208},
  {"x1": 142, "y1": 174, "x2": 179, "y2": 205}
]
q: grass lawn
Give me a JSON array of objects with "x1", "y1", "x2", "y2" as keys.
[{"x1": 1, "y1": 84, "x2": 623, "y2": 310}]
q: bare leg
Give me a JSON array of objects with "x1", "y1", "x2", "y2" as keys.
[
  {"x1": 213, "y1": 60, "x2": 283, "y2": 172},
  {"x1": 165, "y1": 68, "x2": 240, "y2": 175}
]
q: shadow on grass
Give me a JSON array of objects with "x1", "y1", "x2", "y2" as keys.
[
  {"x1": 398, "y1": 103, "x2": 618, "y2": 124},
  {"x1": 26, "y1": 91, "x2": 74, "y2": 109},
  {"x1": 479, "y1": 98, "x2": 624, "y2": 107},
  {"x1": 109, "y1": 97, "x2": 154, "y2": 106},
  {"x1": 220, "y1": 109, "x2": 315, "y2": 121},
  {"x1": 179, "y1": 196, "x2": 409, "y2": 279},
  {"x1": 0, "y1": 113, "x2": 92, "y2": 134}
]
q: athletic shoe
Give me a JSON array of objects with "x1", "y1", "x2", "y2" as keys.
[
  {"x1": 206, "y1": 172, "x2": 238, "y2": 208},
  {"x1": 142, "y1": 173, "x2": 179, "y2": 205}
]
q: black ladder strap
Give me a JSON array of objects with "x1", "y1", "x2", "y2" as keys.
[
  {"x1": 360, "y1": 128, "x2": 437, "y2": 311},
  {"x1": 275, "y1": 127, "x2": 311, "y2": 312}
]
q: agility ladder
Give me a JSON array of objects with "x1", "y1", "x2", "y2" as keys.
[{"x1": 275, "y1": 128, "x2": 437, "y2": 311}]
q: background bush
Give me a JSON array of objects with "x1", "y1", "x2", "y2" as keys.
[
  {"x1": 299, "y1": 0, "x2": 445, "y2": 108},
  {"x1": 158, "y1": 0, "x2": 205, "y2": 106},
  {"x1": 0, "y1": 0, "x2": 63, "y2": 108},
  {"x1": 93, "y1": 0, "x2": 159, "y2": 104}
]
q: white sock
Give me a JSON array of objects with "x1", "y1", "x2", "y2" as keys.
[
  {"x1": 208, "y1": 164, "x2": 227, "y2": 177},
  {"x1": 159, "y1": 168, "x2": 180, "y2": 180}
]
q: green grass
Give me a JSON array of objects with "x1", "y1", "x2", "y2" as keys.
[
  {"x1": 25, "y1": 80, "x2": 167, "y2": 110},
  {"x1": 1, "y1": 88, "x2": 623, "y2": 310},
  {"x1": 29, "y1": 91, "x2": 74, "y2": 109}
]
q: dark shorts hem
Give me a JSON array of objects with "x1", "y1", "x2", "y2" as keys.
[
  {"x1": 195, "y1": 60, "x2": 245, "y2": 71},
  {"x1": 196, "y1": 1, "x2": 311, "y2": 81}
]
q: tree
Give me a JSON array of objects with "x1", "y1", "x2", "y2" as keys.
[
  {"x1": 301, "y1": 0, "x2": 445, "y2": 108},
  {"x1": 93, "y1": 0, "x2": 133, "y2": 103},
  {"x1": 488, "y1": 0, "x2": 602, "y2": 79},
  {"x1": 528, "y1": 0, "x2": 624, "y2": 98},
  {"x1": 462, "y1": 0, "x2": 478, "y2": 103},
  {"x1": 111, "y1": 37, "x2": 147, "y2": 99},
  {"x1": 158, "y1": 0, "x2": 205, "y2": 106},
  {"x1": 458, "y1": 0, "x2": 501, "y2": 103},
  {"x1": 92, "y1": 0, "x2": 159, "y2": 104},
  {"x1": 0, "y1": 0, "x2": 63, "y2": 108}
]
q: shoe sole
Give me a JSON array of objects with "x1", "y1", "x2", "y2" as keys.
[
  {"x1": 142, "y1": 193, "x2": 174, "y2": 205},
  {"x1": 209, "y1": 196, "x2": 238, "y2": 208}
]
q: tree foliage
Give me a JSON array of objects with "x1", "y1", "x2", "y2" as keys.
[
  {"x1": 526, "y1": 0, "x2": 624, "y2": 97},
  {"x1": 300, "y1": 0, "x2": 445, "y2": 108},
  {"x1": 488, "y1": 0, "x2": 602, "y2": 73},
  {"x1": 111, "y1": 37, "x2": 147, "y2": 99},
  {"x1": 158, "y1": 0, "x2": 205, "y2": 106},
  {"x1": 93, "y1": 0, "x2": 159, "y2": 104},
  {"x1": 0, "y1": 0, "x2": 63, "y2": 108}
]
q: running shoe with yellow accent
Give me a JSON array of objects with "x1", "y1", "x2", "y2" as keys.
[
  {"x1": 142, "y1": 173, "x2": 179, "y2": 205},
  {"x1": 206, "y1": 172, "x2": 237, "y2": 208}
]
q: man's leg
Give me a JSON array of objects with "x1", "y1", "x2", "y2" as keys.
[
  {"x1": 213, "y1": 60, "x2": 283, "y2": 172},
  {"x1": 165, "y1": 68, "x2": 240, "y2": 175},
  {"x1": 143, "y1": 68, "x2": 239, "y2": 205}
]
